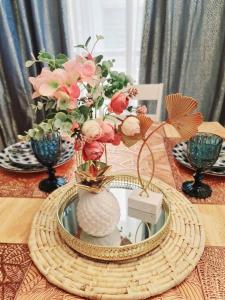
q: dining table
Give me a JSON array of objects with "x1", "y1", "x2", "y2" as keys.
[{"x1": 0, "y1": 121, "x2": 224, "y2": 300}]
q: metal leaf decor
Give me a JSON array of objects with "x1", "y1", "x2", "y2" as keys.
[{"x1": 166, "y1": 93, "x2": 203, "y2": 140}]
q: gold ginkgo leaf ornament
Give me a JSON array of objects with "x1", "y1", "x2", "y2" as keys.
[{"x1": 166, "y1": 93, "x2": 203, "y2": 140}]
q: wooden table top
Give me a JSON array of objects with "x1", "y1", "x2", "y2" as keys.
[{"x1": 0, "y1": 121, "x2": 225, "y2": 300}]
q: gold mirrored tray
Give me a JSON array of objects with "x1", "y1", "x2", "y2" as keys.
[{"x1": 57, "y1": 175, "x2": 171, "y2": 261}]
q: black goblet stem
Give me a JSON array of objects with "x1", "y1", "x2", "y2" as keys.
[
  {"x1": 193, "y1": 169, "x2": 204, "y2": 188},
  {"x1": 47, "y1": 165, "x2": 56, "y2": 181}
]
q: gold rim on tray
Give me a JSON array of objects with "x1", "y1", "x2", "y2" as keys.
[{"x1": 57, "y1": 174, "x2": 171, "y2": 261}]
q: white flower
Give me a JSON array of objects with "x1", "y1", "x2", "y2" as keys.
[
  {"x1": 82, "y1": 120, "x2": 102, "y2": 141},
  {"x1": 121, "y1": 117, "x2": 140, "y2": 136}
]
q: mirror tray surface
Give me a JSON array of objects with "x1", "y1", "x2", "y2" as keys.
[{"x1": 57, "y1": 178, "x2": 171, "y2": 261}]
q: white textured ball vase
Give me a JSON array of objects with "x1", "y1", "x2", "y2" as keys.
[{"x1": 77, "y1": 188, "x2": 120, "y2": 237}]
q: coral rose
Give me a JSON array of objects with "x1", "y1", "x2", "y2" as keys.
[
  {"x1": 121, "y1": 117, "x2": 140, "y2": 136},
  {"x1": 112, "y1": 132, "x2": 121, "y2": 145},
  {"x1": 82, "y1": 141, "x2": 104, "y2": 161},
  {"x1": 108, "y1": 92, "x2": 129, "y2": 115},
  {"x1": 82, "y1": 120, "x2": 103, "y2": 141},
  {"x1": 97, "y1": 121, "x2": 115, "y2": 143}
]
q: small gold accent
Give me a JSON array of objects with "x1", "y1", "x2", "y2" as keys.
[{"x1": 76, "y1": 160, "x2": 114, "y2": 193}]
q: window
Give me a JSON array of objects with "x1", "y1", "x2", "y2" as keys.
[{"x1": 67, "y1": 0, "x2": 145, "y2": 82}]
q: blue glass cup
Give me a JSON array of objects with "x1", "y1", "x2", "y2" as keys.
[
  {"x1": 31, "y1": 132, "x2": 66, "y2": 192},
  {"x1": 182, "y1": 132, "x2": 223, "y2": 198}
]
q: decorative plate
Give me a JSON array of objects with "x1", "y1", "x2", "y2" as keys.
[
  {"x1": 0, "y1": 140, "x2": 74, "y2": 173},
  {"x1": 173, "y1": 141, "x2": 225, "y2": 176}
]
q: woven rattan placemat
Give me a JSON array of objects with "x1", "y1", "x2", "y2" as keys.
[{"x1": 29, "y1": 177, "x2": 205, "y2": 300}]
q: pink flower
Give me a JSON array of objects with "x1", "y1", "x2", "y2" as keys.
[
  {"x1": 59, "y1": 83, "x2": 80, "y2": 101},
  {"x1": 86, "y1": 53, "x2": 94, "y2": 60},
  {"x1": 136, "y1": 105, "x2": 147, "y2": 114},
  {"x1": 82, "y1": 141, "x2": 104, "y2": 161},
  {"x1": 63, "y1": 55, "x2": 96, "y2": 86},
  {"x1": 112, "y1": 132, "x2": 121, "y2": 145},
  {"x1": 108, "y1": 91, "x2": 129, "y2": 115},
  {"x1": 29, "y1": 68, "x2": 66, "y2": 98},
  {"x1": 97, "y1": 121, "x2": 115, "y2": 143},
  {"x1": 74, "y1": 139, "x2": 83, "y2": 151},
  {"x1": 71, "y1": 122, "x2": 79, "y2": 132}
]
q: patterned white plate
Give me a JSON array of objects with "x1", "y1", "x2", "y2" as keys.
[
  {"x1": 0, "y1": 140, "x2": 74, "y2": 173},
  {"x1": 172, "y1": 141, "x2": 225, "y2": 176}
]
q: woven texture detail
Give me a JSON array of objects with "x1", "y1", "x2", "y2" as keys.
[{"x1": 28, "y1": 176, "x2": 205, "y2": 300}]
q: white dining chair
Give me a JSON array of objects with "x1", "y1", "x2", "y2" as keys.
[{"x1": 132, "y1": 83, "x2": 164, "y2": 121}]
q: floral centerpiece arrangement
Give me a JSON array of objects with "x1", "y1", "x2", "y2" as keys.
[
  {"x1": 26, "y1": 35, "x2": 139, "y2": 162},
  {"x1": 26, "y1": 35, "x2": 203, "y2": 237}
]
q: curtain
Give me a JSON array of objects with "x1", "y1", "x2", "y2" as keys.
[
  {"x1": 0, "y1": 0, "x2": 69, "y2": 148},
  {"x1": 66, "y1": 0, "x2": 145, "y2": 82},
  {"x1": 139, "y1": 0, "x2": 225, "y2": 123}
]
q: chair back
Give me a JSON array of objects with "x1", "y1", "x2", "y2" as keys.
[{"x1": 133, "y1": 83, "x2": 164, "y2": 121}]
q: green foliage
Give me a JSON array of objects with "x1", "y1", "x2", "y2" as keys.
[
  {"x1": 95, "y1": 55, "x2": 103, "y2": 64},
  {"x1": 25, "y1": 51, "x2": 68, "y2": 70},
  {"x1": 79, "y1": 105, "x2": 90, "y2": 121},
  {"x1": 95, "y1": 96, "x2": 104, "y2": 109},
  {"x1": 85, "y1": 36, "x2": 91, "y2": 47},
  {"x1": 103, "y1": 71, "x2": 132, "y2": 98}
]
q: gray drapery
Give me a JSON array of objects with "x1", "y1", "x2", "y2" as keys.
[
  {"x1": 139, "y1": 0, "x2": 225, "y2": 123},
  {"x1": 0, "y1": 0, "x2": 69, "y2": 148}
]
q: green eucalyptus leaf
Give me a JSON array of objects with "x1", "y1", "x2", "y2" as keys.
[
  {"x1": 38, "y1": 51, "x2": 53, "y2": 60},
  {"x1": 55, "y1": 112, "x2": 67, "y2": 121},
  {"x1": 85, "y1": 36, "x2": 91, "y2": 47},
  {"x1": 31, "y1": 104, "x2": 37, "y2": 111},
  {"x1": 79, "y1": 105, "x2": 90, "y2": 120},
  {"x1": 95, "y1": 96, "x2": 104, "y2": 109},
  {"x1": 74, "y1": 44, "x2": 85, "y2": 49},
  {"x1": 37, "y1": 101, "x2": 44, "y2": 110},
  {"x1": 56, "y1": 53, "x2": 68, "y2": 60},
  {"x1": 25, "y1": 60, "x2": 35, "y2": 67},
  {"x1": 96, "y1": 34, "x2": 104, "y2": 41},
  {"x1": 95, "y1": 55, "x2": 103, "y2": 64},
  {"x1": 45, "y1": 100, "x2": 56, "y2": 111}
]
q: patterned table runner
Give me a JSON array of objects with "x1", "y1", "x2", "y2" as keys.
[
  {"x1": 164, "y1": 138, "x2": 225, "y2": 205},
  {"x1": 0, "y1": 243, "x2": 224, "y2": 300}
]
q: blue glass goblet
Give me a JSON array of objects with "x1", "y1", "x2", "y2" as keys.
[
  {"x1": 31, "y1": 132, "x2": 67, "y2": 193},
  {"x1": 182, "y1": 133, "x2": 223, "y2": 198}
]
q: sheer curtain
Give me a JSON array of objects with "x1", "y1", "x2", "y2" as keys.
[{"x1": 66, "y1": 0, "x2": 145, "y2": 82}]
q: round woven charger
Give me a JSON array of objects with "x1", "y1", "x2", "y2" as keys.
[{"x1": 29, "y1": 177, "x2": 205, "y2": 300}]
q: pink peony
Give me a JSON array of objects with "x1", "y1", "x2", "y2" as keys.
[
  {"x1": 82, "y1": 141, "x2": 104, "y2": 161},
  {"x1": 97, "y1": 121, "x2": 115, "y2": 143},
  {"x1": 108, "y1": 92, "x2": 129, "y2": 115},
  {"x1": 136, "y1": 105, "x2": 147, "y2": 114}
]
